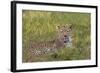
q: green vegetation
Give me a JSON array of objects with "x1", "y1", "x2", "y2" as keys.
[{"x1": 22, "y1": 10, "x2": 91, "y2": 62}]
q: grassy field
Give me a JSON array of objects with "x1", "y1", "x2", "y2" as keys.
[{"x1": 22, "y1": 10, "x2": 91, "y2": 62}]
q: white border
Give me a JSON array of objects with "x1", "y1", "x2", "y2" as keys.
[{"x1": 16, "y1": 3, "x2": 96, "y2": 70}]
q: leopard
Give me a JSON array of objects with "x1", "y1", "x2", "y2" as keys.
[{"x1": 29, "y1": 24, "x2": 73, "y2": 56}]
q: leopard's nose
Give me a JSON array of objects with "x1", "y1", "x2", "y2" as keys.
[{"x1": 64, "y1": 35, "x2": 67, "y2": 37}]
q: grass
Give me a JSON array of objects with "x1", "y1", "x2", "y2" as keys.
[{"x1": 22, "y1": 10, "x2": 91, "y2": 62}]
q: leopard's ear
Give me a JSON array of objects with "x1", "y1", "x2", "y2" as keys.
[
  {"x1": 69, "y1": 24, "x2": 72, "y2": 30},
  {"x1": 56, "y1": 25, "x2": 60, "y2": 29}
]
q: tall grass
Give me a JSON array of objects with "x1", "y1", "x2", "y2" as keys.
[{"x1": 22, "y1": 10, "x2": 91, "y2": 62}]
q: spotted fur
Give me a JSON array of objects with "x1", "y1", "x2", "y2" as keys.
[{"x1": 29, "y1": 24, "x2": 72, "y2": 56}]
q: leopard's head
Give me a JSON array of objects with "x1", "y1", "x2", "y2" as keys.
[{"x1": 56, "y1": 24, "x2": 72, "y2": 43}]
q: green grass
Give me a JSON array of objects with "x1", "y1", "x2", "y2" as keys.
[{"x1": 22, "y1": 10, "x2": 91, "y2": 62}]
